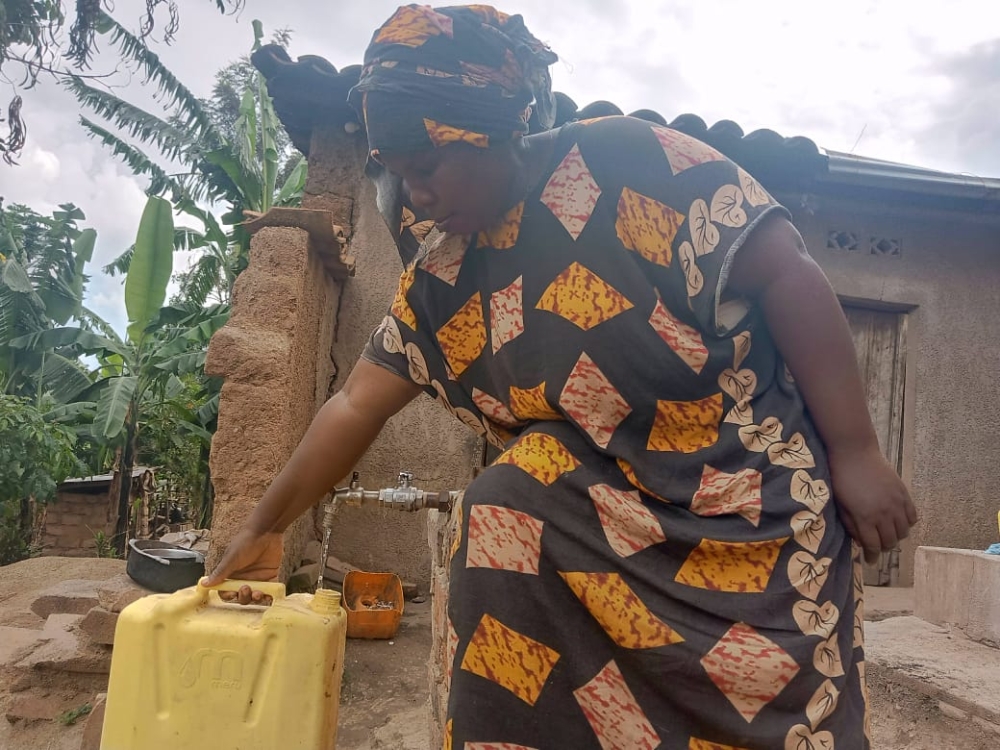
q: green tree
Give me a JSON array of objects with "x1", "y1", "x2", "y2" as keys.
[
  {"x1": 0, "y1": 200, "x2": 99, "y2": 403},
  {"x1": 12, "y1": 196, "x2": 228, "y2": 552},
  {"x1": 68, "y1": 15, "x2": 306, "y2": 306},
  {"x1": 0, "y1": 394, "x2": 83, "y2": 564},
  {"x1": 0, "y1": 0, "x2": 244, "y2": 163}
]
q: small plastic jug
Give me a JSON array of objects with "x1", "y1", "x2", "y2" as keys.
[{"x1": 100, "y1": 580, "x2": 346, "y2": 750}]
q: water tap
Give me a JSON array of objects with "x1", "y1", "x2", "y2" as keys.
[{"x1": 322, "y1": 471, "x2": 457, "y2": 531}]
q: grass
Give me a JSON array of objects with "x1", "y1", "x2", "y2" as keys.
[{"x1": 57, "y1": 703, "x2": 92, "y2": 726}]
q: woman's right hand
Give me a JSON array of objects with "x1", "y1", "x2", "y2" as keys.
[{"x1": 201, "y1": 528, "x2": 284, "y2": 605}]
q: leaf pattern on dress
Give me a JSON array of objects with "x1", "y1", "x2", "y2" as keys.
[{"x1": 710, "y1": 185, "x2": 747, "y2": 228}]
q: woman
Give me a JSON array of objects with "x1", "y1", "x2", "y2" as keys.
[{"x1": 207, "y1": 5, "x2": 917, "y2": 748}]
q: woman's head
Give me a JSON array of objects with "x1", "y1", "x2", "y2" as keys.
[{"x1": 351, "y1": 4, "x2": 557, "y2": 234}]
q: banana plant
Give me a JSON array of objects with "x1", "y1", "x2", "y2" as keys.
[
  {"x1": 12, "y1": 197, "x2": 229, "y2": 552},
  {"x1": 68, "y1": 14, "x2": 307, "y2": 307},
  {"x1": 0, "y1": 201, "x2": 100, "y2": 403}
]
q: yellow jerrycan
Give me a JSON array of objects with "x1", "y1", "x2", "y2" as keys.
[{"x1": 100, "y1": 580, "x2": 347, "y2": 750}]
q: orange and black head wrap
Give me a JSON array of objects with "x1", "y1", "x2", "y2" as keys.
[{"x1": 350, "y1": 4, "x2": 558, "y2": 158}]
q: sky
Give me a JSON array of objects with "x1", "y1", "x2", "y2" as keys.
[{"x1": 1, "y1": 0, "x2": 997, "y2": 335}]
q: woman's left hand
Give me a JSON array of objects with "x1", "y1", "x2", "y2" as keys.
[{"x1": 827, "y1": 444, "x2": 919, "y2": 563}]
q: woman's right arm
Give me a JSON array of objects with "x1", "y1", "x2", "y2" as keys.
[{"x1": 205, "y1": 358, "x2": 423, "y2": 585}]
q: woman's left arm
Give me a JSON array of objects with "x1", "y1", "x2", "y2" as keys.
[{"x1": 728, "y1": 214, "x2": 918, "y2": 562}]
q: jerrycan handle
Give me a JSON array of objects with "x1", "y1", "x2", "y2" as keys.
[{"x1": 195, "y1": 579, "x2": 287, "y2": 605}]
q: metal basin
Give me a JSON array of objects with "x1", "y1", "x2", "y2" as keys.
[{"x1": 127, "y1": 539, "x2": 205, "y2": 593}]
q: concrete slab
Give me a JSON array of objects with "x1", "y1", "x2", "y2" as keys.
[
  {"x1": 79, "y1": 608, "x2": 118, "y2": 646},
  {"x1": 95, "y1": 574, "x2": 153, "y2": 614},
  {"x1": 29, "y1": 581, "x2": 100, "y2": 620},
  {"x1": 0, "y1": 626, "x2": 45, "y2": 669},
  {"x1": 914, "y1": 546, "x2": 1000, "y2": 647},
  {"x1": 865, "y1": 586, "x2": 914, "y2": 621},
  {"x1": 16, "y1": 615, "x2": 111, "y2": 675},
  {"x1": 866, "y1": 616, "x2": 1000, "y2": 727}
]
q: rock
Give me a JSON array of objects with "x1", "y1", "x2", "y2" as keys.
[
  {"x1": 5, "y1": 693, "x2": 67, "y2": 723},
  {"x1": 300, "y1": 539, "x2": 324, "y2": 566},
  {"x1": 79, "y1": 693, "x2": 107, "y2": 750},
  {"x1": 96, "y1": 574, "x2": 154, "y2": 614},
  {"x1": 29, "y1": 580, "x2": 100, "y2": 619},
  {"x1": 0, "y1": 625, "x2": 45, "y2": 670},
  {"x1": 17, "y1": 614, "x2": 112, "y2": 675},
  {"x1": 79, "y1": 607, "x2": 119, "y2": 646},
  {"x1": 323, "y1": 555, "x2": 358, "y2": 586},
  {"x1": 287, "y1": 563, "x2": 320, "y2": 594},
  {"x1": 402, "y1": 581, "x2": 419, "y2": 600}
]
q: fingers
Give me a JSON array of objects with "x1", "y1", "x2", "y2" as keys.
[
  {"x1": 212, "y1": 585, "x2": 272, "y2": 606},
  {"x1": 904, "y1": 492, "x2": 919, "y2": 527},
  {"x1": 840, "y1": 507, "x2": 883, "y2": 565}
]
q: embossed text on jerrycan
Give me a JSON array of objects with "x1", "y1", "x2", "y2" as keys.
[{"x1": 100, "y1": 580, "x2": 347, "y2": 750}]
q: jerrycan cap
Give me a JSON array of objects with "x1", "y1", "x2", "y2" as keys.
[{"x1": 310, "y1": 588, "x2": 342, "y2": 614}]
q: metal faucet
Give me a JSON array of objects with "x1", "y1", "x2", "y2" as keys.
[{"x1": 321, "y1": 472, "x2": 458, "y2": 531}]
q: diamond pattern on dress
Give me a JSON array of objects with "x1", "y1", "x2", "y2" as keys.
[
  {"x1": 700, "y1": 622, "x2": 800, "y2": 723},
  {"x1": 560, "y1": 572, "x2": 683, "y2": 649},
  {"x1": 421, "y1": 232, "x2": 469, "y2": 286},
  {"x1": 675, "y1": 537, "x2": 787, "y2": 593},
  {"x1": 436, "y1": 292, "x2": 487, "y2": 377},
  {"x1": 493, "y1": 433, "x2": 581, "y2": 486},
  {"x1": 490, "y1": 275, "x2": 525, "y2": 354},
  {"x1": 649, "y1": 299, "x2": 708, "y2": 373},
  {"x1": 690, "y1": 465, "x2": 762, "y2": 527},
  {"x1": 460, "y1": 614, "x2": 560, "y2": 706},
  {"x1": 466, "y1": 504, "x2": 544, "y2": 575},
  {"x1": 574, "y1": 661, "x2": 662, "y2": 750},
  {"x1": 536, "y1": 262, "x2": 634, "y2": 331},
  {"x1": 472, "y1": 387, "x2": 523, "y2": 428},
  {"x1": 648, "y1": 394, "x2": 723, "y2": 453},
  {"x1": 588, "y1": 484, "x2": 665, "y2": 557},
  {"x1": 540, "y1": 144, "x2": 602, "y2": 240},
  {"x1": 653, "y1": 126, "x2": 726, "y2": 175},
  {"x1": 616, "y1": 187, "x2": 685, "y2": 267},
  {"x1": 560, "y1": 353, "x2": 632, "y2": 449},
  {"x1": 477, "y1": 202, "x2": 524, "y2": 249}
]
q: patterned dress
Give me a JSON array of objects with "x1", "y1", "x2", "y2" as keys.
[{"x1": 363, "y1": 115, "x2": 868, "y2": 750}]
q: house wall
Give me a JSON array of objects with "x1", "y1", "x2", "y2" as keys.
[
  {"x1": 40, "y1": 490, "x2": 113, "y2": 557},
  {"x1": 205, "y1": 224, "x2": 343, "y2": 582},
  {"x1": 305, "y1": 128, "x2": 477, "y2": 588},
  {"x1": 787, "y1": 198, "x2": 1000, "y2": 583}
]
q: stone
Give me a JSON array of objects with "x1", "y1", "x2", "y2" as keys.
[
  {"x1": 0, "y1": 625, "x2": 45, "y2": 669},
  {"x1": 5, "y1": 693, "x2": 66, "y2": 723},
  {"x1": 939, "y1": 701, "x2": 969, "y2": 721},
  {"x1": 96, "y1": 574, "x2": 154, "y2": 614},
  {"x1": 866, "y1": 616, "x2": 1000, "y2": 727},
  {"x1": 29, "y1": 580, "x2": 100, "y2": 619},
  {"x1": 914, "y1": 546, "x2": 1000, "y2": 647},
  {"x1": 402, "y1": 580, "x2": 419, "y2": 600},
  {"x1": 17, "y1": 614, "x2": 112, "y2": 675},
  {"x1": 287, "y1": 563, "x2": 320, "y2": 594},
  {"x1": 79, "y1": 607, "x2": 119, "y2": 646},
  {"x1": 301, "y1": 539, "x2": 324, "y2": 566},
  {"x1": 79, "y1": 693, "x2": 107, "y2": 750},
  {"x1": 322, "y1": 555, "x2": 358, "y2": 586}
]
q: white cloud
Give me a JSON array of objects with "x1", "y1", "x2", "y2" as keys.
[{"x1": 0, "y1": 0, "x2": 996, "y2": 336}]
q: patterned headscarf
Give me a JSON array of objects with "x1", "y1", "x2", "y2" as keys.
[
  {"x1": 349, "y1": 5, "x2": 558, "y2": 264},
  {"x1": 351, "y1": 4, "x2": 558, "y2": 156}
]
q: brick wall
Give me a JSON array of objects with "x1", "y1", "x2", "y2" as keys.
[{"x1": 40, "y1": 491, "x2": 113, "y2": 557}]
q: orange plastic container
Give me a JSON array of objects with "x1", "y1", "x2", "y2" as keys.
[{"x1": 342, "y1": 571, "x2": 403, "y2": 639}]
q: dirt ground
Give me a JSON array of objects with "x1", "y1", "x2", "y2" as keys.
[
  {"x1": 2, "y1": 560, "x2": 997, "y2": 750},
  {"x1": 0, "y1": 556, "x2": 433, "y2": 750}
]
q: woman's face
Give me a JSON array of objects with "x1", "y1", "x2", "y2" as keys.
[{"x1": 378, "y1": 142, "x2": 518, "y2": 235}]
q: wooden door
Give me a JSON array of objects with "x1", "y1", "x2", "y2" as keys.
[{"x1": 842, "y1": 305, "x2": 908, "y2": 585}]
